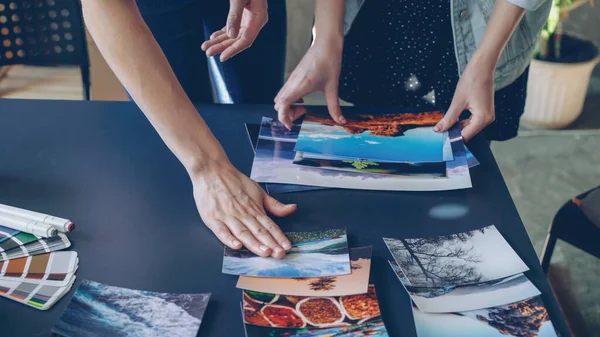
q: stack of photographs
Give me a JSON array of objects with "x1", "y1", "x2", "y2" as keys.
[
  {"x1": 247, "y1": 107, "x2": 479, "y2": 193},
  {"x1": 384, "y1": 225, "x2": 559, "y2": 337},
  {"x1": 224, "y1": 230, "x2": 391, "y2": 336},
  {"x1": 0, "y1": 225, "x2": 76, "y2": 310}
]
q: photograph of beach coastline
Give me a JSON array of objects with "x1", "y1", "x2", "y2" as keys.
[
  {"x1": 223, "y1": 229, "x2": 351, "y2": 278},
  {"x1": 384, "y1": 225, "x2": 529, "y2": 288},
  {"x1": 51, "y1": 280, "x2": 210, "y2": 337},
  {"x1": 237, "y1": 246, "x2": 371, "y2": 296},
  {"x1": 413, "y1": 296, "x2": 558, "y2": 337},
  {"x1": 250, "y1": 118, "x2": 471, "y2": 191},
  {"x1": 294, "y1": 110, "x2": 447, "y2": 163}
]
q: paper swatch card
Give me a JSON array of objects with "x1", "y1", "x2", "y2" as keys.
[
  {"x1": 384, "y1": 225, "x2": 529, "y2": 288},
  {"x1": 51, "y1": 280, "x2": 211, "y2": 337},
  {"x1": 237, "y1": 246, "x2": 371, "y2": 296},
  {"x1": 223, "y1": 229, "x2": 351, "y2": 278},
  {"x1": 412, "y1": 295, "x2": 558, "y2": 337},
  {"x1": 389, "y1": 260, "x2": 540, "y2": 313},
  {"x1": 0, "y1": 225, "x2": 20, "y2": 244},
  {"x1": 0, "y1": 233, "x2": 71, "y2": 261},
  {"x1": 0, "y1": 252, "x2": 78, "y2": 286},
  {"x1": 294, "y1": 109, "x2": 448, "y2": 163},
  {"x1": 243, "y1": 285, "x2": 389, "y2": 336},
  {"x1": 0, "y1": 276, "x2": 76, "y2": 310}
]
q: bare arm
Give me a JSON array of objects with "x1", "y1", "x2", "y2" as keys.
[
  {"x1": 435, "y1": 0, "x2": 527, "y2": 141},
  {"x1": 82, "y1": 0, "x2": 225, "y2": 171},
  {"x1": 82, "y1": 0, "x2": 295, "y2": 258}
]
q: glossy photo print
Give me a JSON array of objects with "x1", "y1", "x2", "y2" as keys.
[
  {"x1": 412, "y1": 296, "x2": 558, "y2": 337},
  {"x1": 292, "y1": 152, "x2": 447, "y2": 177},
  {"x1": 244, "y1": 318, "x2": 389, "y2": 337},
  {"x1": 389, "y1": 261, "x2": 540, "y2": 313},
  {"x1": 51, "y1": 280, "x2": 210, "y2": 337},
  {"x1": 250, "y1": 118, "x2": 471, "y2": 191},
  {"x1": 246, "y1": 122, "x2": 326, "y2": 194},
  {"x1": 237, "y1": 246, "x2": 371, "y2": 296},
  {"x1": 384, "y1": 225, "x2": 528, "y2": 288},
  {"x1": 223, "y1": 229, "x2": 351, "y2": 278},
  {"x1": 294, "y1": 109, "x2": 448, "y2": 163},
  {"x1": 243, "y1": 284, "x2": 388, "y2": 335}
]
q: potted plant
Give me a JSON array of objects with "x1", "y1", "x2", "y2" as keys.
[{"x1": 521, "y1": 0, "x2": 599, "y2": 129}]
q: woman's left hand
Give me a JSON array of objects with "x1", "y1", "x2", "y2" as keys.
[{"x1": 434, "y1": 54, "x2": 496, "y2": 142}]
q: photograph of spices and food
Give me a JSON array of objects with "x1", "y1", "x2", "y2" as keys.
[
  {"x1": 242, "y1": 285, "x2": 384, "y2": 329},
  {"x1": 223, "y1": 229, "x2": 351, "y2": 278}
]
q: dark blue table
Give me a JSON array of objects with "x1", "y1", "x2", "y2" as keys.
[{"x1": 0, "y1": 99, "x2": 569, "y2": 337}]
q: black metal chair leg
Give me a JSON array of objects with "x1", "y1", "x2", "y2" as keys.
[
  {"x1": 81, "y1": 65, "x2": 91, "y2": 100},
  {"x1": 540, "y1": 231, "x2": 557, "y2": 274}
]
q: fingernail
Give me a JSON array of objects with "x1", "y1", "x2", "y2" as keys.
[
  {"x1": 233, "y1": 240, "x2": 241, "y2": 247},
  {"x1": 339, "y1": 117, "x2": 347, "y2": 124},
  {"x1": 282, "y1": 241, "x2": 292, "y2": 250},
  {"x1": 273, "y1": 247, "x2": 283, "y2": 255},
  {"x1": 433, "y1": 125, "x2": 440, "y2": 132},
  {"x1": 260, "y1": 245, "x2": 270, "y2": 252}
]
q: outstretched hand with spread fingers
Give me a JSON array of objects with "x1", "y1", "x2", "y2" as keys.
[{"x1": 201, "y1": 0, "x2": 268, "y2": 62}]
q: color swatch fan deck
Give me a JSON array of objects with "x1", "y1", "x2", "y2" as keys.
[{"x1": 0, "y1": 222, "x2": 77, "y2": 310}]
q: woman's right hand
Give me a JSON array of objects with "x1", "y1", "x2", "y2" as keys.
[
  {"x1": 274, "y1": 38, "x2": 346, "y2": 129},
  {"x1": 190, "y1": 161, "x2": 296, "y2": 259}
]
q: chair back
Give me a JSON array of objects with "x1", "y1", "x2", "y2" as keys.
[{"x1": 0, "y1": 0, "x2": 89, "y2": 67}]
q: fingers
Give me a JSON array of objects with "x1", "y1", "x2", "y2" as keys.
[
  {"x1": 275, "y1": 80, "x2": 314, "y2": 129},
  {"x1": 210, "y1": 28, "x2": 226, "y2": 40},
  {"x1": 239, "y1": 216, "x2": 286, "y2": 259},
  {"x1": 264, "y1": 193, "x2": 297, "y2": 217},
  {"x1": 226, "y1": 0, "x2": 247, "y2": 38},
  {"x1": 461, "y1": 109, "x2": 494, "y2": 142},
  {"x1": 225, "y1": 216, "x2": 272, "y2": 257},
  {"x1": 206, "y1": 219, "x2": 242, "y2": 250},
  {"x1": 219, "y1": 35, "x2": 253, "y2": 62},
  {"x1": 324, "y1": 83, "x2": 346, "y2": 125},
  {"x1": 434, "y1": 99, "x2": 464, "y2": 133},
  {"x1": 201, "y1": 33, "x2": 231, "y2": 55},
  {"x1": 256, "y1": 214, "x2": 292, "y2": 254}
]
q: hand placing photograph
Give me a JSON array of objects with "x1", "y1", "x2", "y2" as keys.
[
  {"x1": 237, "y1": 246, "x2": 371, "y2": 296},
  {"x1": 51, "y1": 279, "x2": 210, "y2": 337},
  {"x1": 390, "y1": 260, "x2": 540, "y2": 313},
  {"x1": 412, "y1": 295, "x2": 558, "y2": 337},
  {"x1": 223, "y1": 229, "x2": 351, "y2": 278},
  {"x1": 251, "y1": 117, "x2": 471, "y2": 191},
  {"x1": 384, "y1": 225, "x2": 529, "y2": 288},
  {"x1": 294, "y1": 107, "x2": 447, "y2": 163},
  {"x1": 243, "y1": 284, "x2": 387, "y2": 332}
]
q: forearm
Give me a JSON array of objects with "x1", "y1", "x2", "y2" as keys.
[
  {"x1": 81, "y1": 0, "x2": 229, "y2": 175},
  {"x1": 313, "y1": 0, "x2": 345, "y2": 46},
  {"x1": 471, "y1": 0, "x2": 527, "y2": 71}
]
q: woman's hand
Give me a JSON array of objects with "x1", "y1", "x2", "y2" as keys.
[
  {"x1": 201, "y1": 0, "x2": 268, "y2": 62},
  {"x1": 274, "y1": 39, "x2": 345, "y2": 129},
  {"x1": 191, "y1": 162, "x2": 296, "y2": 259},
  {"x1": 434, "y1": 53, "x2": 496, "y2": 142}
]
